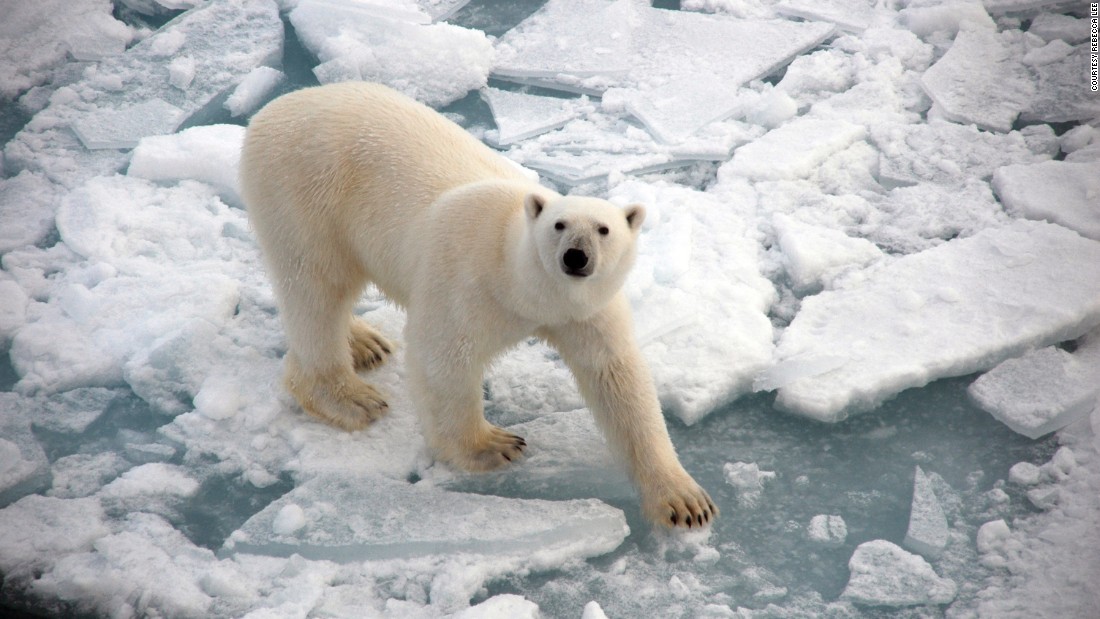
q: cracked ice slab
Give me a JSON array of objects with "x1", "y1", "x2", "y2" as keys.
[
  {"x1": 722, "y1": 117, "x2": 867, "y2": 181},
  {"x1": 904, "y1": 466, "x2": 949, "y2": 560},
  {"x1": 842, "y1": 540, "x2": 957, "y2": 607},
  {"x1": 775, "y1": 0, "x2": 874, "y2": 33},
  {"x1": 481, "y1": 88, "x2": 587, "y2": 146},
  {"x1": 224, "y1": 474, "x2": 628, "y2": 562},
  {"x1": 769, "y1": 220, "x2": 1100, "y2": 422},
  {"x1": 968, "y1": 334, "x2": 1100, "y2": 439},
  {"x1": 992, "y1": 160, "x2": 1100, "y2": 241},
  {"x1": 3, "y1": 0, "x2": 282, "y2": 189},
  {"x1": 920, "y1": 27, "x2": 1035, "y2": 133}
]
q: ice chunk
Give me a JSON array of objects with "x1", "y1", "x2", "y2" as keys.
[
  {"x1": 861, "y1": 179, "x2": 1007, "y2": 255},
  {"x1": 1008, "y1": 462, "x2": 1042, "y2": 486},
  {"x1": 1022, "y1": 47, "x2": 1100, "y2": 124},
  {"x1": 807, "y1": 514, "x2": 848, "y2": 547},
  {"x1": 1028, "y1": 14, "x2": 1091, "y2": 44},
  {"x1": 611, "y1": 181, "x2": 776, "y2": 424},
  {"x1": 451, "y1": 595, "x2": 540, "y2": 619},
  {"x1": 920, "y1": 28, "x2": 1034, "y2": 133},
  {"x1": 773, "y1": 214, "x2": 883, "y2": 292},
  {"x1": 33, "y1": 387, "x2": 120, "y2": 434},
  {"x1": 899, "y1": 2, "x2": 995, "y2": 38},
  {"x1": 224, "y1": 66, "x2": 285, "y2": 118},
  {"x1": 775, "y1": 0, "x2": 874, "y2": 33},
  {"x1": 49, "y1": 452, "x2": 131, "y2": 499},
  {"x1": 723, "y1": 462, "x2": 776, "y2": 507},
  {"x1": 841, "y1": 540, "x2": 957, "y2": 606},
  {"x1": 0, "y1": 171, "x2": 63, "y2": 254},
  {"x1": 0, "y1": 404, "x2": 50, "y2": 505},
  {"x1": 968, "y1": 336, "x2": 1100, "y2": 439},
  {"x1": 722, "y1": 118, "x2": 867, "y2": 181},
  {"x1": 0, "y1": 276, "x2": 28, "y2": 345},
  {"x1": 582, "y1": 601, "x2": 610, "y2": 619},
  {"x1": 871, "y1": 120, "x2": 1049, "y2": 188},
  {"x1": 224, "y1": 474, "x2": 628, "y2": 562},
  {"x1": 70, "y1": 98, "x2": 187, "y2": 151},
  {"x1": 4, "y1": 0, "x2": 282, "y2": 188},
  {"x1": 772, "y1": 220, "x2": 1100, "y2": 422},
  {"x1": 481, "y1": 88, "x2": 586, "y2": 146},
  {"x1": 128, "y1": 124, "x2": 247, "y2": 205},
  {"x1": 290, "y1": 0, "x2": 492, "y2": 107},
  {"x1": 0, "y1": 0, "x2": 133, "y2": 98},
  {"x1": 976, "y1": 518, "x2": 1011, "y2": 555},
  {"x1": 904, "y1": 467, "x2": 949, "y2": 560},
  {"x1": 0, "y1": 495, "x2": 109, "y2": 574},
  {"x1": 417, "y1": 0, "x2": 473, "y2": 22},
  {"x1": 982, "y1": 0, "x2": 1077, "y2": 14}
]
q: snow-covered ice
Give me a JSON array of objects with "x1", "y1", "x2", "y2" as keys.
[
  {"x1": 770, "y1": 220, "x2": 1100, "y2": 422},
  {"x1": 3, "y1": 0, "x2": 1100, "y2": 616},
  {"x1": 903, "y1": 466, "x2": 949, "y2": 559}
]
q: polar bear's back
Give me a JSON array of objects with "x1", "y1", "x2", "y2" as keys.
[{"x1": 240, "y1": 82, "x2": 528, "y2": 304}]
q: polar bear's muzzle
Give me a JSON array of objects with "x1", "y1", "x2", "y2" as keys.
[{"x1": 562, "y1": 247, "x2": 593, "y2": 278}]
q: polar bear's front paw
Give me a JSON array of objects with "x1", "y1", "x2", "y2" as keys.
[
  {"x1": 448, "y1": 425, "x2": 527, "y2": 472},
  {"x1": 288, "y1": 371, "x2": 389, "y2": 431},
  {"x1": 642, "y1": 475, "x2": 718, "y2": 529},
  {"x1": 349, "y1": 319, "x2": 393, "y2": 371}
]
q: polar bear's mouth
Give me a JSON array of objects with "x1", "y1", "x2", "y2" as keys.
[{"x1": 562, "y1": 248, "x2": 592, "y2": 278}]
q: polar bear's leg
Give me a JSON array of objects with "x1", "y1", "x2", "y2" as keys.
[
  {"x1": 540, "y1": 296, "x2": 717, "y2": 529},
  {"x1": 279, "y1": 274, "x2": 389, "y2": 431},
  {"x1": 406, "y1": 338, "x2": 526, "y2": 471},
  {"x1": 349, "y1": 317, "x2": 393, "y2": 371}
]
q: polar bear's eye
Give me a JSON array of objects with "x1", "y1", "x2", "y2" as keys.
[
  {"x1": 554, "y1": 221, "x2": 566, "y2": 231},
  {"x1": 598, "y1": 226, "x2": 610, "y2": 236}
]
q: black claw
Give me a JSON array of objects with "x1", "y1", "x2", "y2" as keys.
[
  {"x1": 670, "y1": 512, "x2": 678, "y2": 526},
  {"x1": 503, "y1": 453, "x2": 511, "y2": 462},
  {"x1": 696, "y1": 514, "x2": 703, "y2": 526}
]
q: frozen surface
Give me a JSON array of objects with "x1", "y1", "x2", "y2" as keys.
[
  {"x1": 2, "y1": 0, "x2": 1100, "y2": 617},
  {"x1": 226, "y1": 474, "x2": 628, "y2": 562},
  {"x1": 481, "y1": 88, "x2": 586, "y2": 146},
  {"x1": 992, "y1": 160, "x2": 1100, "y2": 241},
  {"x1": 771, "y1": 220, "x2": 1100, "y2": 422},
  {"x1": 71, "y1": 98, "x2": 187, "y2": 150},
  {"x1": 921, "y1": 27, "x2": 1034, "y2": 132},
  {"x1": 969, "y1": 334, "x2": 1100, "y2": 439},
  {"x1": 903, "y1": 466, "x2": 949, "y2": 559},
  {"x1": 841, "y1": 540, "x2": 957, "y2": 607}
]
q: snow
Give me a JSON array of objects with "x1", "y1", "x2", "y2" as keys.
[
  {"x1": 769, "y1": 220, "x2": 1100, "y2": 422},
  {"x1": 2, "y1": 0, "x2": 1100, "y2": 616},
  {"x1": 903, "y1": 466, "x2": 949, "y2": 559},
  {"x1": 841, "y1": 540, "x2": 957, "y2": 607},
  {"x1": 968, "y1": 333, "x2": 1100, "y2": 439}
]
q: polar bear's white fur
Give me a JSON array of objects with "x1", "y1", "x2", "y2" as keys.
[{"x1": 240, "y1": 82, "x2": 716, "y2": 528}]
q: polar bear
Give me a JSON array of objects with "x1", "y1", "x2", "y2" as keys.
[{"x1": 240, "y1": 82, "x2": 716, "y2": 528}]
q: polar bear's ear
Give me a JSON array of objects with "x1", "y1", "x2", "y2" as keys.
[
  {"x1": 625, "y1": 204, "x2": 646, "y2": 232},
  {"x1": 524, "y1": 194, "x2": 547, "y2": 220}
]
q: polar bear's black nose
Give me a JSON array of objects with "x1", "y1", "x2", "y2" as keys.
[{"x1": 563, "y1": 248, "x2": 589, "y2": 275}]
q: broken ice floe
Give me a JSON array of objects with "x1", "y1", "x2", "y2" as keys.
[
  {"x1": 481, "y1": 88, "x2": 588, "y2": 146},
  {"x1": 841, "y1": 540, "x2": 957, "y2": 607},
  {"x1": 903, "y1": 466, "x2": 949, "y2": 560},
  {"x1": 289, "y1": 0, "x2": 492, "y2": 107},
  {"x1": 224, "y1": 474, "x2": 628, "y2": 563},
  {"x1": 920, "y1": 27, "x2": 1034, "y2": 133},
  {"x1": 224, "y1": 66, "x2": 285, "y2": 118},
  {"x1": 768, "y1": 220, "x2": 1100, "y2": 422},
  {"x1": 992, "y1": 160, "x2": 1100, "y2": 242},
  {"x1": 968, "y1": 333, "x2": 1100, "y2": 439},
  {"x1": 807, "y1": 514, "x2": 847, "y2": 547},
  {"x1": 775, "y1": 0, "x2": 874, "y2": 33},
  {"x1": 773, "y1": 213, "x2": 883, "y2": 293},
  {"x1": 722, "y1": 117, "x2": 867, "y2": 181},
  {"x1": 723, "y1": 462, "x2": 776, "y2": 507},
  {"x1": 127, "y1": 124, "x2": 247, "y2": 205},
  {"x1": 0, "y1": 404, "x2": 50, "y2": 504},
  {"x1": 3, "y1": 0, "x2": 282, "y2": 189}
]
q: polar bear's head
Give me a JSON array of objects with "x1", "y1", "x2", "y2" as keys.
[{"x1": 525, "y1": 193, "x2": 645, "y2": 291}]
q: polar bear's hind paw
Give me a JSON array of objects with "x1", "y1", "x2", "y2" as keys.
[{"x1": 349, "y1": 319, "x2": 393, "y2": 371}]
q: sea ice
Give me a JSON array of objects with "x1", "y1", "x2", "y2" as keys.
[
  {"x1": 1022, "y1": 47, "x2": 1100, "y2": 124},
  {"x1": 32, "y1": 387, "x2": 120, "y2": 435},
  {"x1": 3, "y1": 0, "x2": 282, "y2": 188},
  {"x1": 920, "y1": 27, "x2": 1034, "y2": 132},
  {"x1": 770, "y1": 220, "x2": 1100, "y2": 422},
  {"x1": 904, "y1": 466, "x2": 949, "y2": 560},
  {"x1": 722, "y1": 117, "x2": 867, "y2": 181},
  {"x1": 481, "y1": 88, "x2": 587, "y2": 146},
  {"x1": 807, "y1": 514, "x2": 848, "y2": 547},
  {"x1": 0, "y1": 408, "x2": 50, "y2": 504},
  {"x1": 48, "y1": 452, "x2": 131, "y2": 499},
  {"x1": 224, "y1": 474, "x2": 628, "y2": 563},
  {"x1": 1008, "y1": 462, "x2": 1042, "y2": 486},
  {"x1": 290, "y1": 0, "x2": 493, "y2": 107},
  {"x1": 224, "y1": 66, "x2": 285, "y2": 118},
  {"x1": 127, "y1": 124, "x2": 247, "y2": 205},
  {"x1": 773, "y1": 213, "x2": 883, "y2": 292},
  {"x1": 899, "y1": 2, "x2": 996, "y2": 38},
  {"x1": 871, "y1": 120, "x2": 1049, "y2": 187},
  {"x1": 0, "y1": 171, "x2": 63, "y2": 254},
  {"x1": 723, "y1": 462, "x2": 776, "y2": 507},
  {"x1": 968, "y1": 335, "x2": 1100, "y2": 439},
  {"x1": 982, "y1": 0, "x2": 1078, "y2": 14},
  {"x1": 0, "y1": 0, "x2": 133, "y2": 98},
  {"x1": 71, "y1": 98, "x2": 187, "y2": 151},
  {"x1": 0, "y1": 495, "x2": 109, "y2": 577},
  {"x1": 841, "y1": 540, "x2": 957, "y2": 606},
  {"x1": 1028, "y1": 13, "x2": 1091, "y2": 44},
  {"x1": 0, "y1": 276, "x2": 28, "y2": 345},
  {"x1": 775, "y1": 0, "x2": 875, "y2": 33}
]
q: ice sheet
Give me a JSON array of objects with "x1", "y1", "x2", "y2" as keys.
[
  {"x1": 481, "y1": 88, "x2": 587, "y2": 146},
  {"x1": 992, "y1": 160, "x2": 1100, "y2": 241},
  {"x1": 806, "y1": 514, "x2": 847, "y2": 547},
  {"x1": 899, "y1": 2, "x2": 996, "y2": 38},
  {"x1": 968, "y1": 335, "x2": 1100, "y2": 439},
  {"x1": 722, "y1": 117, "x2": 867, "y2": 181},
  {"x1": 225, "y1": 474, "x2": 628, "y2": 562},
  {"x1": 3, "y1": 0, "x2": 282, "y2": 188},
  {"x1": 773, "y1": 213, "x2": 883, "y2": 292},
  {"x1": 771, "y1": 220, "x2": 1100, "y2": 422},
  {"x1": 775, "y1": 0, "x2": 875, "y2": 33},
  {"x1": 1022, "y1": 47, "x2": 1100, "y2": 124},
  {"x1": 920, "y1": 28, "x2": 1035, "y2": 132},
  {"x1": 71, "y1": 98, "x2": 187, "y2": 150},
  {"x1": 0, "y1": 171, "x2": 62, "y2": 255},
  {"x1": 1028, "y1": 14, "x2": 1091, "y2": 44},
  {"x1": 290, "y1": 0, "x2": 492, "y2": 107},
  {"x1": 127, "y1": 124, "x2": 247, "y2": 205},
  {"x1": 903, "y1": 466, "x2": 949, "y2": 559},
  {"x1": 0, "y1": 406, "x2": 50, "y2": 504},
  {"x1": 224, "y1": 66, "x2": 285, "y2": 118},
  {"x1": 841, "y1": 540, "x2": 957, "y2": 606}
]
